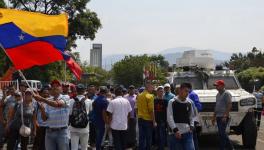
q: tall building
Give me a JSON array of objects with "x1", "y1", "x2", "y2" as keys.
[{"x1": 90, "y1": 44, "x2": 102, "y2": 68}]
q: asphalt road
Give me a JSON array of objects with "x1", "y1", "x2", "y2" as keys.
[{"x1": 199, "y1": 119, "x2": 264, "y2": 150}]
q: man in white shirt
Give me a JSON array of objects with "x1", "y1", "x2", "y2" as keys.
[
  {"x1": 107, "y1": 87, "x2": 132, "y2": 150},
  {"x1": 69, "y1": 84, "x2": 93, "y2": 150}
]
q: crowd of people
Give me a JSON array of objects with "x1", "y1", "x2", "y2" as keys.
[{"x1": 0, "y1": 79, "x2": 260, "y2": 150}]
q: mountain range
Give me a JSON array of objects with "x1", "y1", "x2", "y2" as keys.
[{"x1": 102, "y1": 47, "x2": 232, "y2": 70}]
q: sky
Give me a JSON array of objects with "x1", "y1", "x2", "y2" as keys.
[{"x1": 75, "y1": 0, "x2": 264, "y2": 61}]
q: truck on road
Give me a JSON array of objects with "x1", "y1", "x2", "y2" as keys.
[{"x1": 168, "y1": 50, "x2": 257, "y2": 148}]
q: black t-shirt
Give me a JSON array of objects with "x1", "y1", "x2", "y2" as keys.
[{"x1": 154, "y1": 98, "x2": 167, "y2": 123}]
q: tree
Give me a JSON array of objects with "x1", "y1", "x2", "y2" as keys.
[
  {"x1": 0, "y1": 1, "x2": 11, "y2": 76},
  {"x1": 80, "y1": 66, "x2": 110, "y2": 86},
  {"x1": 252, "y1": 47, "x2": 259, "y2": 55},
  {"x1": 0, "y1": 48, "x2": 12, "y2": 76},
  {"x1": 237, "y1": 67, "x2": 264, "y2": 92},
  {"x1": 227, "y1": 47, "x2": 264, "y2": 73},
  {"x1": 149, "y1": 55, "x2": 169, "y2": 69},
  {"x1": 0, "y1": 0, "x2": 5, "y2": 7},
  {"x1": 111, "y1": 54, "x2": 169, "y2": 87}
]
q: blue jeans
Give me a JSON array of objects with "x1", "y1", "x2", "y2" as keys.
[
  {"x1": 169, "y1": 132, "x2": 194, "y2": 150},
  {"x1": 96, "y1": 125, "x2": 105, "y2": 150},
  {"x1": 156, "y1": 122, "x2": 166, "y2": 150},
  {"x1": 216, "y1": 117, "x2": 234, "y2": 150},
  {"x1": 193, "y1": 122, "x2": 199, "y2": 150},
  {"x1": 45, "y1": 128, "x2": 69, "y2": 150},
  {"x1": 138, "y1": 118, "x2": 153, "y2": 150}
]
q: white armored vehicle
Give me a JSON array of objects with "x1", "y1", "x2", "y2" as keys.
[{"x1": 169, "y1": 50, "x2": 257, "y2": 148}]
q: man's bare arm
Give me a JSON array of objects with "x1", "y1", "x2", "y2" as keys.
[
  {"x1": 224, "y1": 97, "x2": 232, "y2": 117},
  {"x1": 34, "y1": 94, "x2": 65, "y2": 108}
]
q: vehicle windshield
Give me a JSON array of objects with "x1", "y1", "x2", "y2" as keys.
[
  {"x1": 173, "y1": 77, "x2": 203, "y2": 89},
  {"x1": 207, "y1": 76, "x2": 240, "y2": 89}
]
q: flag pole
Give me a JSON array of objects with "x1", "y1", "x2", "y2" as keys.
[
  {"x1": 17, "y1": 70, "x2": 32, "y2": 89},
  {"x1": 0, "y1": 44, "x2": 33, "y2": 91},
  {"x1": 64, "y1": 61, "x2": 66, "y2": 82}
]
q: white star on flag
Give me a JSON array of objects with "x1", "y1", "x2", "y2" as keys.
[{"x1": 18, "y1": 34, "x2": 24, "y2": 40}]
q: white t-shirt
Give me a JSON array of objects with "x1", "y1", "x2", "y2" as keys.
[
  {"x1": 107, "y1": 96, "x2": 132, "y2": 130},
  {"x1": 69, "y1": 95, "x2": 93, "y2": 133}
]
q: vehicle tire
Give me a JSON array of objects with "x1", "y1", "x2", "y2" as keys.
[{"x1": 242, "y1": 111, "x2": 257, "y2": 148}]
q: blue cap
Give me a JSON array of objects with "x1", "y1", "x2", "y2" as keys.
[
  {"x1": 139, "y1": 87, "x2": 145, "y2": 93},
  {"x1": 76, "y1": 84, "x2": 85, "y2": 89}
]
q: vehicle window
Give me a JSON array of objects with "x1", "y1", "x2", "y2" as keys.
[
  {"x1": 37, "y1": 82, "x2": 42, "y2": 89},
  {"x1": 173, "y1": 77, "x2": 203, "y2": 89},
  {"x1": 207, "y1": 76, "x2": 239, "y2": 89}
]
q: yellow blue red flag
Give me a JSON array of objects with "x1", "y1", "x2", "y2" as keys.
[{"x1": 0, "y1": 8, "x2": 68, "y2": 70}]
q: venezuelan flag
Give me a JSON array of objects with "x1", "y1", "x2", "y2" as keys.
[{"x1": 0, "y1": 8, "x2": 68, "y2": 70}]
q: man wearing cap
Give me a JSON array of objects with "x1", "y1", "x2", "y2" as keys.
[
  {"x1": 69, "y1": 84, "x2": 92, "y2": 150},
  {"x1": 138, "y1": 87, "x2": 145, "y2": 94},
  {"x1": 212, "y1": 80, "x2": 234, "y2": 150},
  {"x1": 136, "y1": 81, "x2": 155, "y2": 150},
  {"x1": 93, "y1": 86, "x2": 109, "y2": 150},
  {"x1": 124, "y1": 85, "x2": 137, "y2": 148},
  {"x1": 163, "y1": 83, "x2": 175, "y2": 147},
  {"x1": 33, "y1": 79, "x2": 70, "y2": 150},
  {"x1": 164, "y1": 83, "x2": 175, "y2": 103}
]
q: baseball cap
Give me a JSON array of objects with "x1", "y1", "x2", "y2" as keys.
[
  {"x1": 76, "y1": 84, "x2": 85, "y2": 90},
  {"x1": 164, "y1": 83, "x2": 171, "y2": 88},
  {"x1": 14, "y1": 91, "x2": 21, "y2": 97},
  {"x1": 99, "y1": 86, "x2": 108, "y2": 94},
  {"x1": 25, "y1": 88, "x2": 33, "y2": 94},
  {"x1": 42, "y1": 84, "x2": 51, "y2": 89},
  {"x1": 50, "y1": 79, "x2": 61, "y2": 86},
  {"x1": 213, "y1": 80, "x2": 225, "y2": 86},
  {"x1": 156, "y1": 86, "x2": 164, "y2": 90},
  {"x1": 122, "y1": 88, "x2": 128, "y2": 93},
  {"x1": 62, "y1": 82, "x2": 70, "y2": 87},
  {"x1": 129, "y1": 85, "x2": 135, "y2": 89},
  {"x1": 138, "y1": 87, "x2": 145, "y2": 93},
  {"x1": 175, "y1": 84, "x2": 180, "y2": 88}
]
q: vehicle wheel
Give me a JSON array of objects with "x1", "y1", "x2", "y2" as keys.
[{"x1": 242, "y1": 111, "x2": 257, "y2": 148}]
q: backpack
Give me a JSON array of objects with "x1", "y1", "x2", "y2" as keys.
[{"x1": 69, "y1": 97, "x2": 89, "y2": 128}]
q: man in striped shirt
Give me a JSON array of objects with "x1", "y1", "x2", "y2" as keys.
[{"x1": 34, "y1": 79, "x2": 70, "y2": 150}]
